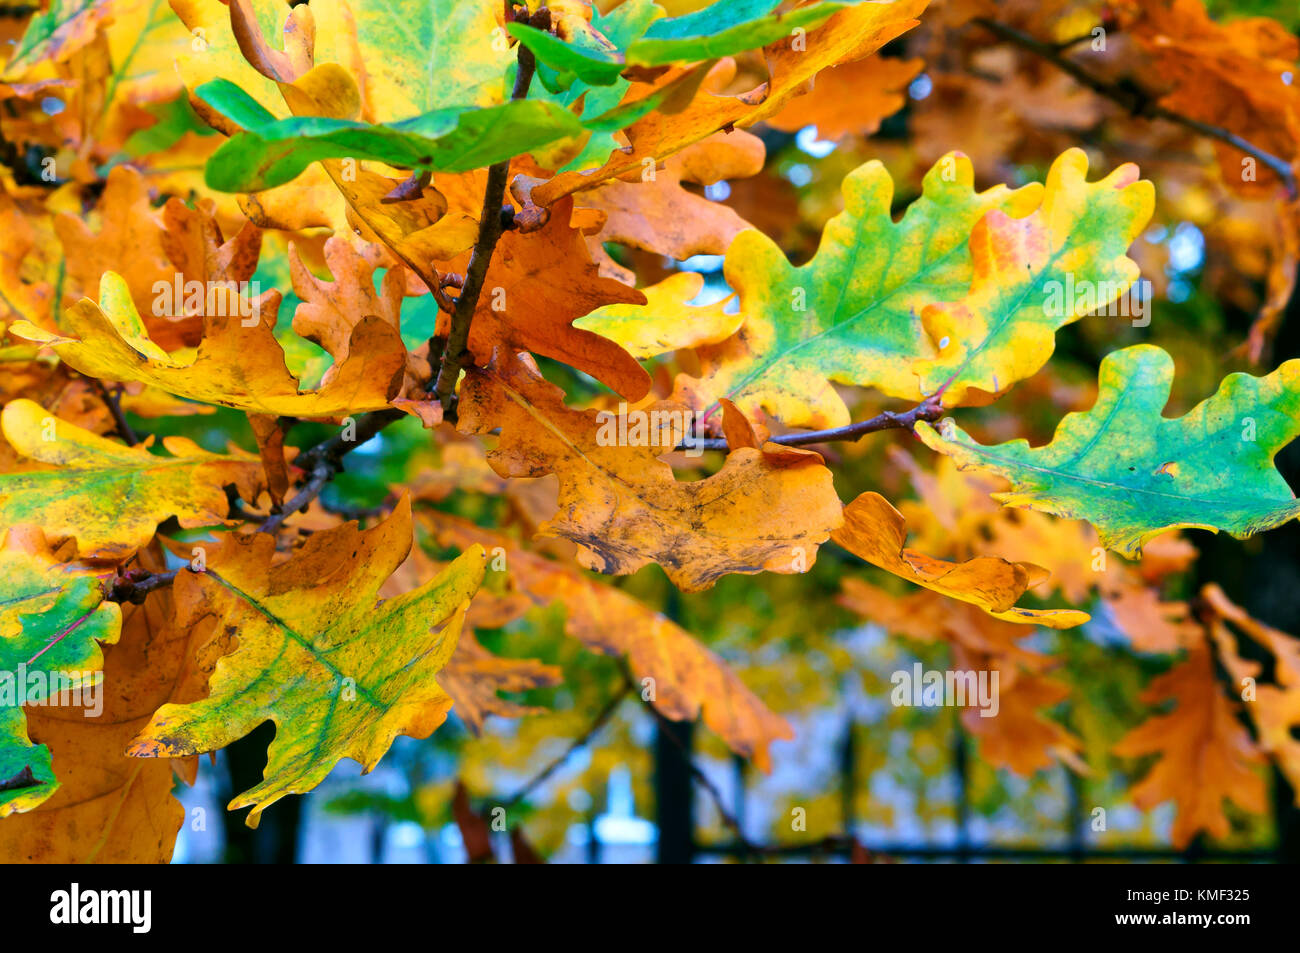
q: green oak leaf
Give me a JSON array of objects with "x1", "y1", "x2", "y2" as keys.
[
  {"x1": 0, "y1": 538, "x2": 120, "y2": 817},
  {"x1": 197, "y1": 79, "x2": 586, "y2": 192},
  {"x1": 915, "y1": 344, "x2": 1300, "y2": 556},
  {"x1": 674, "y1": 152, "x2": 1043, "y2": 429},
  {"x1": 510, "y1": 0, "x2": 856, "y2": 84}
]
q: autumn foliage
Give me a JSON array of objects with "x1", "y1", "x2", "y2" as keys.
[{"x1": 2, "y1": 0, "x2": 1300, "y2": 863}]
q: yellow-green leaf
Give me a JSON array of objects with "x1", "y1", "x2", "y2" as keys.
[
  {"x1": 128, "y1": 497, "x2": 486, "y2": 826},
  {"x1": 675, "y1": 152, "x2": 1041, "y2": 429},
  {"x1": 0, "y1": 399, "x2": 263, "y2": 559},
  {"x1": 915, "y1": 149, "x2": 1154, "y2": 406}
]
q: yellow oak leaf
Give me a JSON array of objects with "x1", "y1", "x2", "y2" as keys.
[
  {"x1": 573, "y1": 270, "x2": 741, "y2": 360},
  {"x1": 0, "y1": 398, "x2": 262, "y2": 559},
  {"x1": 11, "y1": 271, "x2": 406, "y2": 416},
  {"x1": 833, "y1": 491, "x2": 1088, "y2": 628}
]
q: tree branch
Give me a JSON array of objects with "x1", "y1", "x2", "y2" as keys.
[
  {"x1": 93, "y1": 379, "x2": 139, "y2": 446},
  {"x1": 973, "y1": 17, "x2": 1298, "y2": 199},
  {"x1": 680, "y1": 395, "x2": 945, "y2": 453},
  {"x1": 432, "y1": 9, "x2": 542, "y2": 416},
  {"x1": 501, "y1": 681, "x2": 632, "y2": 810},
  {"x1": 639, "y1": 696, "x2": 762, "y2": 862},
  {"x1": 259, "y1": 407, "x2": 405, "y2": 533},
  {"x1": 106, "y1": 568, "x2": 180, "y2": 604}
]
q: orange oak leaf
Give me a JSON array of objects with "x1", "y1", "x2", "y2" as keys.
[
  {"x1": 1119, "y1": 0, "x2": 1300, "y2": 197},
  {"x1": 427, "y1": 511, "x2": 793, "y2": 771},
  {"x1": 576, "y1": 129, "x2": 765, "y2": 260},
  {"x1": 532, "y1": 0, "x2": 930, "y2": 205},
  {"x1": 288, "y1": 236, "x2": 435, "y2": 414},
  {"x1": 833, "y1": 491, "x2": 1088, "y2": 628},
  {"x1": 1114, "y1": 643, "x2": 1268, "y2": 848},
  {"x1": 158, "y1": 195, "x2": 264, "y2": 346},
  {"x1": 246, "y1": 413, "x2": 293, "y2": 506},
  {"x1": 765, "y1": 55, "x2": 924, "y2": 139},
  {"x1": 53, "y1": 166, "x2": 175, "y2": 344},
  {"x1": 453, "y1": 198, "x2": 651, "y2": 401},
  {"x1": 1200, "y1": 584, "x2": 1300, "y2": 795},
  {"x1": 457, "y1": 353, "x2": 843, "y2": 592},
  {"x1": 837, "y1": 578, "x2": 1080, "y2": 775},
  {"x1": 437, "y1": 627, "x2": 563, "y2": 735}
]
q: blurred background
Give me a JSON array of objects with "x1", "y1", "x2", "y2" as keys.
[{"x1": 9, "y1": 0, "x2": 1298, "y2": 863}]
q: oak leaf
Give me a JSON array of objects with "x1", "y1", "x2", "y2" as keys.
[
  {"x1": 0, "y1": 549, "x2": 206, "y2": 861},
  {"x1": 11, "y1": 271, "x2": 407, "y2": 417},
  {"x1": 916, "y1": 345, "x2": 1300, "y2": 556},
  {"x1": 674, "y1": 151, "x2": 1041, "y2": 428},
  {"x1": 575, "y1": 129, "x2": 765, "y2": 260},
  {"x1": 427, "y1": 512, "x2": 793, "y2": 771},
  {"x1": 458, "y1": 353, "x2": 843, "y2": 592},
  {"x1": 765, "y1": 55, "x2": 923, "y2": 139},
  {"x1": 455, "y1": 200, "x2": 652, "y2": 400},
  {"x1": 914, "y1": 149, "x2": 1153, "y2": 406},
  {"x1": 573, "y1": 270, "x2": 741, "y2": 360},
  {"x1": 0, "y1": 527, "x2": 121, "y2": 817},
  {"x1": 1114, "y1": 643, "x2": 1268, "y2": 848},
  {"x1": 833, "y1": 491, "x2": 1089, "y2": 628},
  {"x1": 0, "y1": 399, "x2": 262, "y2": 559},
  {"x1": 129, "y1": 497, "x2": 487, "y2": 826}
]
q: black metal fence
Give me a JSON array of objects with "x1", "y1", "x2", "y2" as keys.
[{"x1": 630, "y1": 719, "x2": 1292, "y2": 864}]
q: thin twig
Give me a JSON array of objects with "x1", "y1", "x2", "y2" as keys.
[
  {"x1": 93, "y1": 379, "x2": 139, "y2": 445},
  {"x1": 259, "y1": 407, "x2": 405, "y2": 533},
  {"x1": 432, "y1": 8, "x2": 541, "y2": 415},
  {"x1": 501, "y1": 682, "x2": 632, "y2": 810},
  {"x1": 973, "y1": 17, "x2": 1298, "y2": 198},
  {"x1": 680, "y1": 395, "x2": 945, "y2": 452},
  {"x1": 639, "y1": 695, "x2": 763, "y2": 862}
]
